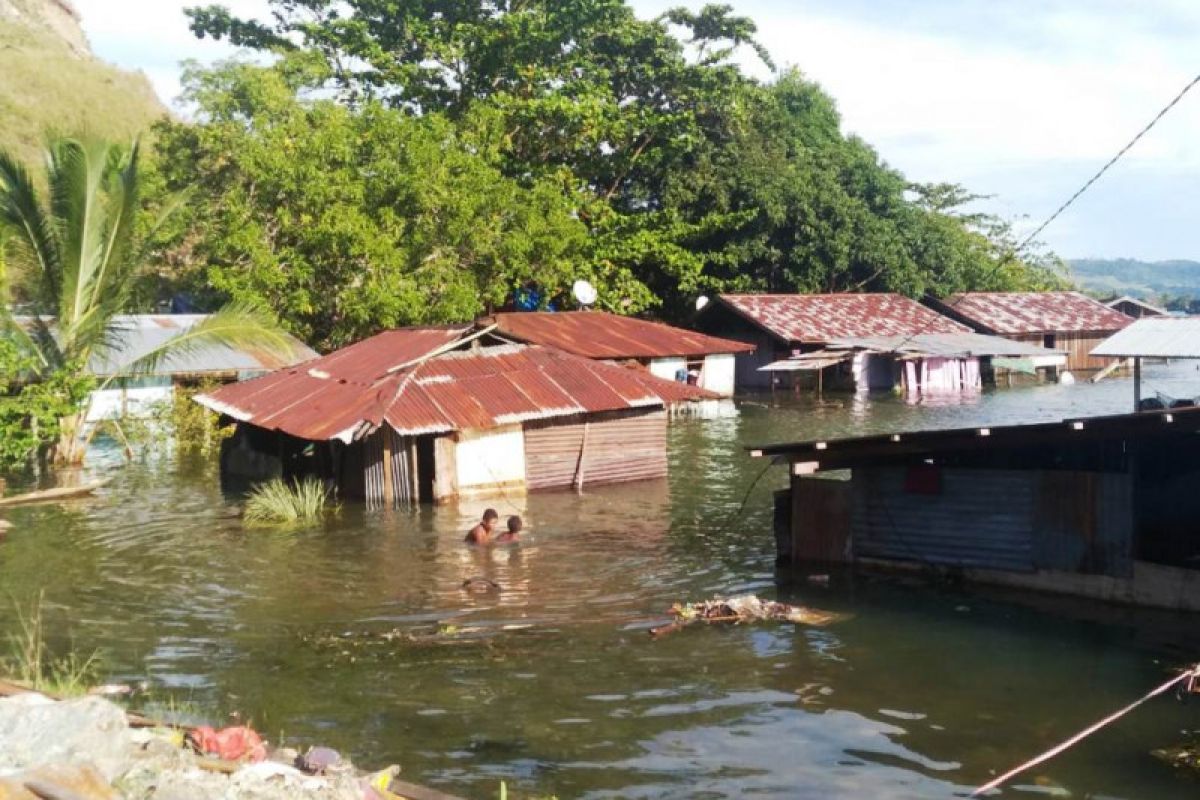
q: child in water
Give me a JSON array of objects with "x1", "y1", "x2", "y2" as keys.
[
  {"x1": 464, "y1": 509, "x2": 499, "y2": 544},
  {"x1": 495, "y1": 515, "x2": 522, "y2": 544}
]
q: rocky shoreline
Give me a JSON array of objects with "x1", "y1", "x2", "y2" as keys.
[{"x1": 0, "y1": 693, "x2": 463, "y2": 800}]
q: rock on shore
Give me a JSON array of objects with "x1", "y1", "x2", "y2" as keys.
[{"x1": 0, "y1": 694, "x2": 366, "y2": 799}]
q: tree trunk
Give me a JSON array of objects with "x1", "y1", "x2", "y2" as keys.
[{"x1": 52, "y1": 413, "x2": 87, "y2": 467}]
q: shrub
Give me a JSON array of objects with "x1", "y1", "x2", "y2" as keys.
[{"x1": 243, "y1": 477, "x2": 334, "y2": 526}]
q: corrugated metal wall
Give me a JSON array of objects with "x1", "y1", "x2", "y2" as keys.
[
  {"x1": 387, "y1": 429, "x2": 416, "y2": 508},
  {"x1": 851, "y1": 468, "x2": 1037, "y2": 572},
  {"x1": 362, "y1": 430, "x2": 386, "y2": 509},
  {"x1": 846, "y1": 466, "x2": 1134, "y2": 575},
  {"x1": 1035, "y1": 471, "x2": 1132, "y2": 577},
  {"x1": 524, "y1": 409, "x2": 667, "y2": 491}
]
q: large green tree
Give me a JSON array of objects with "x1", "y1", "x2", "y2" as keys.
[
  {"x1": 153, "y1": 58, "x2": 613, "y2": 349},
  {"x1": 172, "y1": 1, "x2": 1064, "y2": 331},
  {"x1": 0, "y1": 137, "x2": 297, "y2": 467}
]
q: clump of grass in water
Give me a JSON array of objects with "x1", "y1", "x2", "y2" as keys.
[
  {"x1": 243, "y1": 477, "x2": 336, "y2": 526},
  {"x1": 3, "y1": 592, "x2": 100, "y2": 696}
]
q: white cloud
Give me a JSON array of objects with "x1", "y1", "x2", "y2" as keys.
[{"x1": 73, "y1": 0, "x2": 272, "y2": 107}]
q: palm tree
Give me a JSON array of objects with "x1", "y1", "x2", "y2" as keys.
[{"x1": 0, "y1": 136, "x2": 298, "y2": 466}]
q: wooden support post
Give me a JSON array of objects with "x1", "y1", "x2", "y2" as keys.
[
  {"x1": 382, "y1": 430, "x2": 395, "y2": 507},
  {"x1": 1133, "y1": 357, "x2": 1142, "y2": 412},
  {"x1": 573, "y1": 422, "x2": 590, "y2": 492}
]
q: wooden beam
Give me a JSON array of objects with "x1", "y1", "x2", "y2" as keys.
[
  {"x1": 381, "y1": 431, "x2": 395, "y2": 507},
  {"x1": 0, "y1": 481, "x2": 109, "y2": 508}
]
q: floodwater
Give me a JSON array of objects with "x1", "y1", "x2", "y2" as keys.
[{"x1": 3, "y1": 366, "x2": 1200, "y2": 799}]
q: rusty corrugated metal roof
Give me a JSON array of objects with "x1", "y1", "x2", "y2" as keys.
[
  {"x1": 714, "y1": 294, "x2": 969, "y2": 343},
  {"x1": 196, "y1": 331, "x2": 717, "y2": 442},
  {"x1": 488, "y1": 311, "x2": 754, "y2": 359},
  {"x1": 941, "y1": 292, "x2": 1134, "y2": 335}
]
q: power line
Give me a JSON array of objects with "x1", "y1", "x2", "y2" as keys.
[{"x1": 1018, "y1": 71, "x2": 1200, "y2": 252}]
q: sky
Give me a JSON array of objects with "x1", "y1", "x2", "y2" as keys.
[{"x1": 72, "y1": 0, "x2": 1200, "y2": 262}]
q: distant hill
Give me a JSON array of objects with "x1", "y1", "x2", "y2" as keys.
[
  {"x1": 1068, "y1": 258, "x2": 1200, "y2": 304},
  {"x1": 0, "y1": 0, "x2": 167, "y2": 166}
]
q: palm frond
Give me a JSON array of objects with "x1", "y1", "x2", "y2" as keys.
[
  {"x1": 0, "y1": 149, "x2": 61, "y2": 308},
  {"x1": 88, "y1": 141, "x2": 141, "y2": 330},
  {"x1": 109, "y1": 301, "x2": 299, "y2": 385},
  {"x1": 46, "y1": 138, "x2": 141, "y2": 366}
]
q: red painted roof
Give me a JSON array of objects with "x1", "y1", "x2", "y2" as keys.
[
  {"x1": 942, "y1": 292, "x2": 1134, "y2": 335},
  {"x1": 489, "y1": 311, "x2": 753, "y2": 359},
  {"x1": 716, "y1": 294, "x2": 968, "y2": 343},
  {"x1": 196, "y1": 331, "x2": 715, "y2": 441}
]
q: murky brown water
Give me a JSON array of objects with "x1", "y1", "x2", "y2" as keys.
[{"x1": 2, "y1": 366, "x2": 1200, "y2": 798}]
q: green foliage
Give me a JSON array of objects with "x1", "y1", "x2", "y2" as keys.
[
  {"x1": 162, "y1": 0, "x2": 1064, "y2": 337},
  {"x1": 171, "y1": 382, "x2": 234, "y2": 457},
  {"x1": 243, "y1": 477, "x2": 336, "y2": 526},
  {"x1": 0, "y1": 136, "x2": 298, "y2": 466},
  {"x1": 1070, "y1": 258, "x2": 1200, "y2": 303},
  {"x1": 0, "y1": 340, "x2": 91, "y2": 471},
  {"x1": 153, "y1": 61, "x2": 596, "y2": 349},
  {"x1": 3, "y1": 591, "x2": 101, "y2": 697}
]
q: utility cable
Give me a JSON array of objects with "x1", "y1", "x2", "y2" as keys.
[
  {"x1": 972, "y1": 663, "x2": 1200, "y2": 796},
  {"x1": 1017, "y1": 71, "x2": 1200, "y2": 252}
]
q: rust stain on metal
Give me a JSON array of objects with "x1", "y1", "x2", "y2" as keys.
[
  {"x1": 716, "y1": 294, "x2": 969, "y2": 343},
  {"x1": 943, "y1": 292, "x2": 1134, "y2": 335},
  {"x1": 489, "y1": 311, "x2": 754, "y2": 359}
]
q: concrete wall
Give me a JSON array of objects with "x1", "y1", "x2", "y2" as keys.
[
  {"x1": 454, "y1": 424, "x2": 526, "y2": 498},
  {"x1": 86, "y1": 379, "x2": 174, "y2": 422},
  {"x1": 648, "y1": 357, "x2": 686, "y2": 383},
  {"x1": 701, "y1": 353, "x2": 736, "y2": 397}
]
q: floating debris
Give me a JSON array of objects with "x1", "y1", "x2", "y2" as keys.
[
  {"x1": 1153, "y1": 738, "x2": 1200, "y2": 773},
  {"x1": 462, "y1": 577, "x2": 501, "y2": 594},
  {"x1": 650, "y1": 594, "x2": 844, "y2": 637}
]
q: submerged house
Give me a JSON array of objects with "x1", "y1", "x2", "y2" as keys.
[
  {"x1": 18, "y1": 314, "x2": 316, "y2": 422},
  {"x1": 484, "y1": 310, "x2": 753, "y2": 398},
  {"x1": 927, "y1": 292, "x2": 1133, "y2": 374},
  {"x1": 757, "y1": 404, "x2": 1200, "y2": 612},
  {"x1": 196, "y1": 327, "x2": 715, "y2": 507},
  {"x1": 693, "y1": 293, "x2": 1053, "y2": 395}
]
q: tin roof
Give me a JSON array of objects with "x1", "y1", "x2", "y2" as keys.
[
  {"x1": 713, "y1": 294, "x2": 969, "y2": 343},
  {"x1": 487, "y1": 311, "x2": 753, "y2": 359},
  {"x1": 939, "y1": 292, "x2": 1133, "y2": 335},
  {"x1": 196, "y1": 331, "x2": 716, "y2": 442},
  {"x1": 826, "y1": 332, "x2": 1066, "y2": 359},
  {"x1": 17, "y1": 314, "x2": 318, "y2": 377},
  {"x1": 1091, "y1": 317, "x2": 1200, "y2": 358},
  {"x1": 749, "y1": 405, "x2": 1200, "y2": 470}
]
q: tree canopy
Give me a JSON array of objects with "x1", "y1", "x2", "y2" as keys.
[{"x1": 156, "y1": 0, "x2": 1065, "y2": 350}]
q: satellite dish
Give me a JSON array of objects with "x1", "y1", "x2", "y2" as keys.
[
  {"x1": 695, "y1": 295, "x2": 710, "y2": 312},
  {"x1": 572, "y1": 279, "x2": 598, "y2": 307}
]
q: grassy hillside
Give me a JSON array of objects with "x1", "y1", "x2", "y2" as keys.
[
  {"x1": 0, "y1": 7, "x2": 167, "y2": 167},
  {"x1": 1069, "y1": 258, "x2": 1200, "y2": 302}
]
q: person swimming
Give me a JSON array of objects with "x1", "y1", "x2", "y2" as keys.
[
  {"x1": 495, "y1": 515, "x2": 522, "y2": 543},
  {"x1": 465, "y1": 508, "x2": 499, "y2": 544}
]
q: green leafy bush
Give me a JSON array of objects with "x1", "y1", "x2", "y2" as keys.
[{"x1": 243, "y1": 477, "x2": 335, "y2": 526}]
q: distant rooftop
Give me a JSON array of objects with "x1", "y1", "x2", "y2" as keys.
[
  {"x1": 939, "y1": 292, "x2": 1133, "y2": 335},
  {"x1": 711, "y1": 293, "x2": 968, "y2": 343},
  {"x1": 488, "y1": 310, "x2": 753, "y2": 359}
]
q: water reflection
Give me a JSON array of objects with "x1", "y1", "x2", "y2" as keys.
[{"x1": 0, "y1": 368, "x2": 1198, "y2": 798}]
